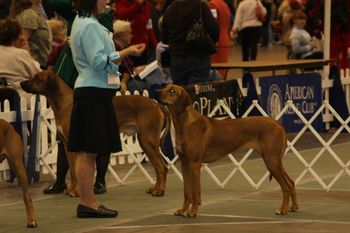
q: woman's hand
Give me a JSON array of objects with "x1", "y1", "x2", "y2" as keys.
[
  {"x1": 128, "y1": 43, "x2": 146, "y2": 57},
  {"x1": 114, "y1": 43, "x2": 146, "y2": 64},
  {"x1": 230, "y1": 29, "x2": 238, "y2": 40}
]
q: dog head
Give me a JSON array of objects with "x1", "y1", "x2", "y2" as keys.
[
  {"x1": 20, "y1": 68, "x2": 59, "y2": 96},
  {"x1": 156, "y1": 84, "x2": 193, "y2": 110}
]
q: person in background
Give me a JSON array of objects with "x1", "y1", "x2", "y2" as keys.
[
  {"x1": 289, "y1": 10, "x2": 323, "y2": 59},
  {"x1": 46, "y1": 18, "x2": 67, "y2": 65},
  {"x1": 11, "y1": 0, "x2": 51, "y2": 68},
  {"x1": 161, "y1": 0, "x2": 219, "y2": 85},
  {"x1": 279, "y1": 0, "x2": 302, "y2": 46},
  {"x1": 260, "y1": 0, "x2": 272, "y2": 47},
  {"x1": 115, "y1": 0, "x2": 158, "y2": 66},
  {"x1": 155, "y1": 16, "x2": 171, "y2": 83},
  {"x1": 113, "y1": 19, "x2": 147, "y2": 93},
  {"x1": 69, "y1": 0, "x2": 145, "y2": 218},
  {"x1": 208, "y1": 0, "x2": 232, "y2": 79},
  {"x1": 150, "y1": 0, "x2": 166, "y2": 41},
  {"x1": 230, "y1": 0, "x2": 266, "y2": 61},
  {"x1": 0, "y1": 17, "x2": 41, "y2": 102},
  {"x1": 113, "y1": 19, "x2": 169, "y2": 95}
]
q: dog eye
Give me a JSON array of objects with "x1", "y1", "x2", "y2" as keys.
[{"x1": 169, "y1": 89, "x2": 175, "y2": 95}]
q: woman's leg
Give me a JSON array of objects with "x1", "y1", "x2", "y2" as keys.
[
  {"x1": 250, "y1": 27, "x2": 262, "y2": 61},
  {"x1": 76, "y1": 151, "x2": 117, "y2": 218},
  {"x1": 76, "y1": 152, "x2": 98, "y2": 208},
  {"x1": 239, "y1": 28, "x2": 250, "y2": 61}
]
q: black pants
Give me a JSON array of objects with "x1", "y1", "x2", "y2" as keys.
[{"x1": 239, "y1": 26, "x2": 262, "y2": 61}]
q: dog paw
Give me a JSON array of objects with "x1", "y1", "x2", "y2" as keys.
[
  {"x1": 146, "y1": 187, "x2": 164, "y2": 196},
  {"x1": 151, "y1": 190, "x2": 164, "y2": 197},
  {"x1": 174, "y1": 209, "x2": 185, "y2": 216},
  {"x1": 289, "y1": 205, "x2": 299, "y2": 212},
  {"x1": 26, "y1": 221, "x2": 38, "y2": 228},
  {"x1": 64, "y1": 188, "x2": 79, "y2": 197},
  {"x1": 185, "y1": 212, "x2": 197, "y2": 218},
  {"x1": 275, "y1": 208, "x2": 288, "y2": 215}
]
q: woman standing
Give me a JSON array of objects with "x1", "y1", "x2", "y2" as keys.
[
  {"x1": 162, "y1": 0, "x2": 219, "y2": 85},
  {"x1": 230, "y1": 0, "x2": 266, "y2": 61},
  {"x1": 69, "y1": 0, "x2": 145, "y2": 218}
]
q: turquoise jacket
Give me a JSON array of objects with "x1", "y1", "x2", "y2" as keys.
[{"x1": 70, "y1": 15, "x2": 120, "y2": 89}]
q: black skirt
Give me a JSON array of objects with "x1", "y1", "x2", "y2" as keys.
[{"x1": 67, "y1": 87, "x2": 122, "y2": 153}]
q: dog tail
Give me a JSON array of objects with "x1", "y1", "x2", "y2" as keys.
[{"x1": 158, "y1": 103, "x2": 172, "y2": 157}]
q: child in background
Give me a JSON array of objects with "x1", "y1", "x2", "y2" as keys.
[
  {"x1": 289, "y1": 11, "x2": 323, "y2": 59},
  {"x1": 46, "y1": 19, "x2": 67, "y2": 66}
]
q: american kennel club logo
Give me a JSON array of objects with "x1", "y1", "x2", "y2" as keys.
[
  {"x1": 260, "y1": 73, "x2": 322, "y2": 132},
  {"x1": 267, "y1": 84, "x2": 283, "y2": 120}
]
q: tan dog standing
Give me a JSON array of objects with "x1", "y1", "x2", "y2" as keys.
[
  {"x1": 20, "y1": 70, "x2": 170, "y2": 197},
  {"x1": 157, "y1": 84, "x2": 298, "y2": 217},
  {"x1": 0, "y1": 119, "x2": 37, "y2": 227}
]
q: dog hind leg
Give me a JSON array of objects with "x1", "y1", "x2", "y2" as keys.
[
  {"x1": 262, "y1": 152, "x2": 291, "y2": 215},
  {"x1": 138, "y1": 134, "x2": 168, "y2": 196},
  {"x1": 6, "y1": 131, "x2": 37, "y2": 227},
  {"x1": 283, "y1": 170, "x2": 299, "y2": 212}
]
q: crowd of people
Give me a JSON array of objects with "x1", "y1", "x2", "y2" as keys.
[{"x1": 0, "y1": 0, "x2": 325, "y2": 218}]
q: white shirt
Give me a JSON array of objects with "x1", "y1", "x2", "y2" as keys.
[
  {"x1": 0, "y1": 45, "x2": 41, "y2": 88},
  {"x1": 232, "y1": 0, "x2": 266, "y2": 31}
]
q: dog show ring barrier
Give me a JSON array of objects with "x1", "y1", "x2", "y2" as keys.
[{"x1": 0, "y1": 65, "x2": 349, "y2": 192}]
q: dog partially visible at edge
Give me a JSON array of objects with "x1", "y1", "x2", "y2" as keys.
[
  {"x1": 156, "y1": 84, "x2": 299, "y2": 217},
  {"x1": 20, "y1": 69, "x2": 171, "y2": 197},
  {"x1": 0, "y1": 119, "x2": 37, "y2": 227}
]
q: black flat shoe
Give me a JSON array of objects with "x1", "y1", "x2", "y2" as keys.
[
  {"x1": 77, "y1": 204, "x2": 118, "y2": 218},
  {"x1": 94, "y1": 182, "x2": 107, "y2": 194},
  {"x1": 99, "y1": 204, "x2": 118, "y2": 215},
  {"x1": 43, "y1": 183, "x2": 67, "y2": 194}
]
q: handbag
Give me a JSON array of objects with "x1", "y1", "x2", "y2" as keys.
[
  {"x1": 256, "y1": 0, "x2": 265, "y2": 22},
  {"x1": 186, "y1": 0, "x2": 217, "y2": 55},
  {"x1": 53, "y1": 44, "x2": 78, "y2": 89}
]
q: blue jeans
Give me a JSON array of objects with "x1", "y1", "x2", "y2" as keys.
[{"x1": 170, "y1": 54, "x2": 211, "y2": 85}]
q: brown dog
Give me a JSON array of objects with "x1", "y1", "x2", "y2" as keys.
[
  {"x1": 157, "y1": 84, "x2": 298, "y2": 217},
  {"x1": 0, "y1": 119, "x2": 37, "y2": 227},
  {"x1": 20, "y1": 69, "x2": 170, "y2": 197}
]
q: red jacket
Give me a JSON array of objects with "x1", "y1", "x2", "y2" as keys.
[{"x1": 115, "y1": 0, "x2": 158, "y2": 49}]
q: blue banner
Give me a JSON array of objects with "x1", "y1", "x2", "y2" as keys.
[{"x1": 260, "y1": 73, "x2": 323, "y2": 132}]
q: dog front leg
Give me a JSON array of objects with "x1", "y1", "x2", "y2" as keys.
[
  {"x1": 186, "y1": 162, "x2": 201, "y2": 218},
  {"x1": 175, "y1": 156, "x2": 192, "y2": 216},
  {"x1": 65, "y1": 149, "x2": 79, "y2": 197}
]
